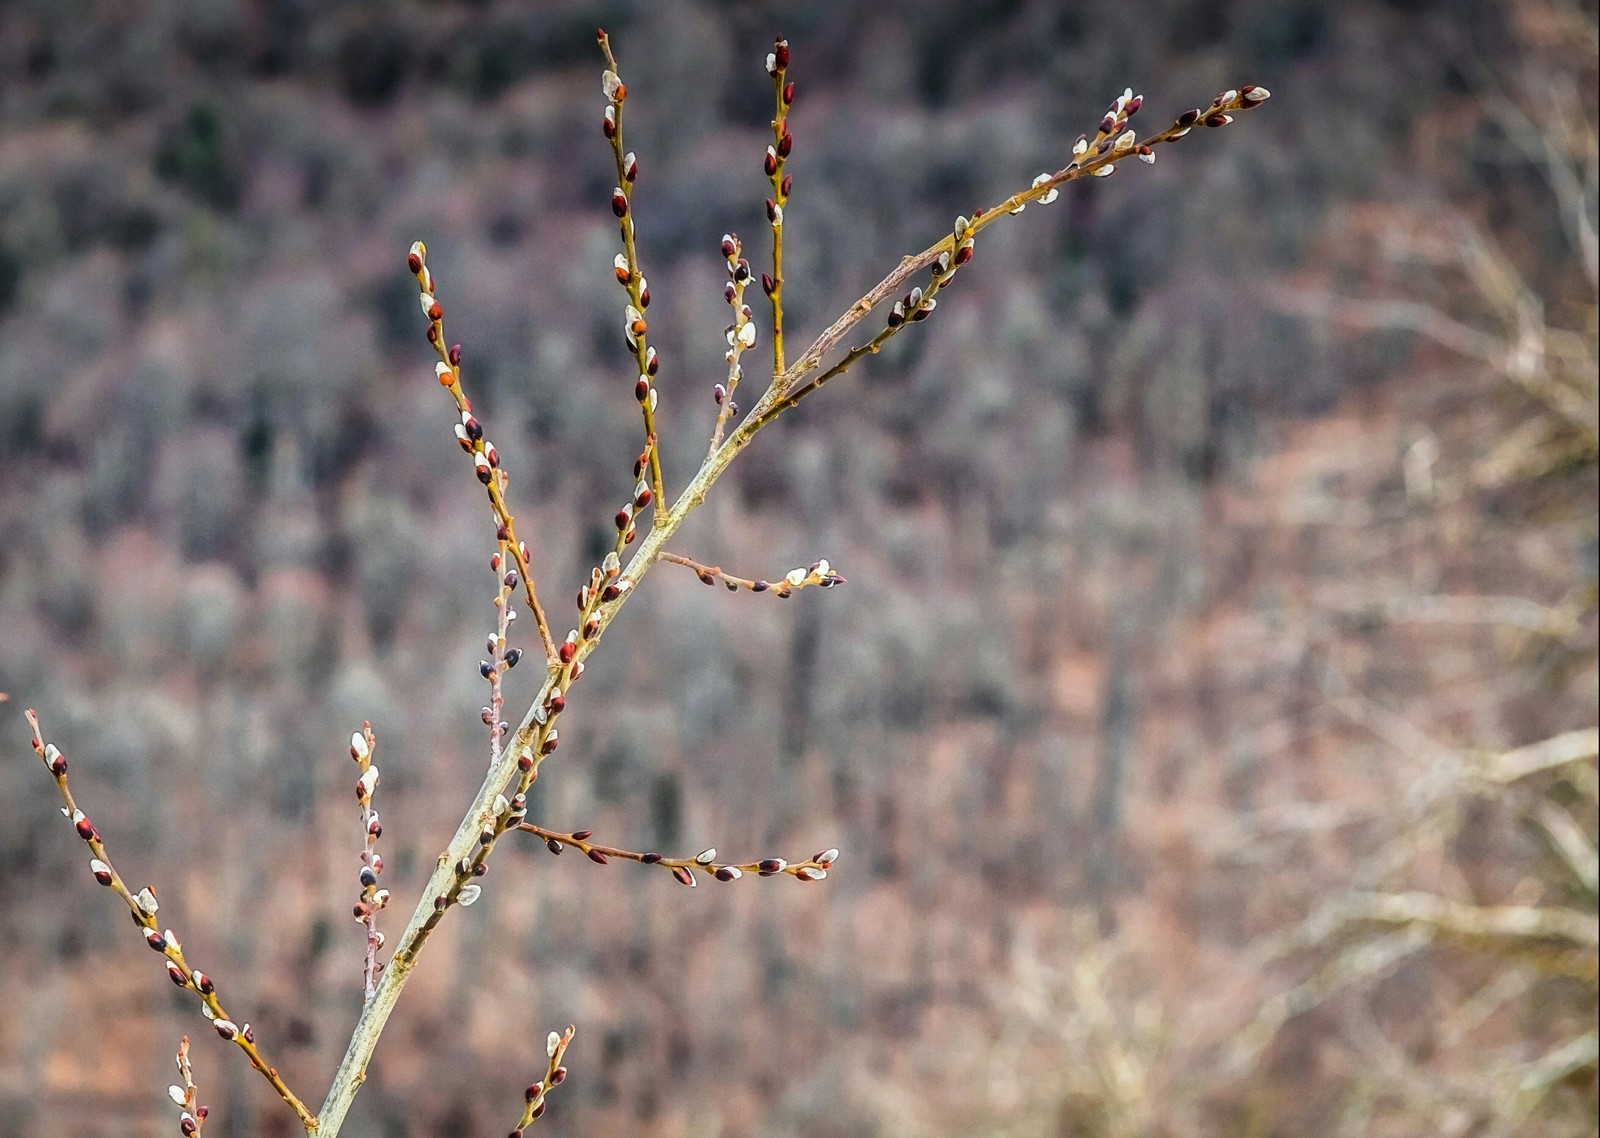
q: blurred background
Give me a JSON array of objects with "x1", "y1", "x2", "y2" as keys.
[{"x1": 0, "y1": 0, "x2": 1594, "y2": 1135}]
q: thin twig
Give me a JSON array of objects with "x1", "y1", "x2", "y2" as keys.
[
  {"x1": 409, "y1": 245, "x2": 559, "y2": 664},
  {"x1": 25, "y1": 711, "x2": 318, "y2": 1132},
  {"x1": 520, "y1": 822, "x2": 838, "y2": 884},
  {"x1": 660, "y1": 550, "x2": 844, "y2": 596}
]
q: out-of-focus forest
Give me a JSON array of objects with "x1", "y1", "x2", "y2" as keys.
[{"x1": 0, "y1": 0, "x2": 1594, "y2": 1135}]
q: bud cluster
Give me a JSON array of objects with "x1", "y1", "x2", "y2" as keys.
[
  {"x1": 349, "y1": 723, "x2": 390, "y2": 1001},
  {"x1": 712, "y1": 233, "x2": 754, "y2": 454},
  {"x1": 506, "y1": 1023, "x2": 575, "y2": 1134},
  {"x1": 167, "y1": 1036, "x2": 209, "y2": 1136},
  {"x1": 482, "y1": 537, "x2": 524, "y2": 771},
  {"x1": 520, "y1": 820, "x2": 840, "y2": 887}
]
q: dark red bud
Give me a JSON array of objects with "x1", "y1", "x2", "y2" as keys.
[
  {"x1": 777, "y1": 131, "x2": 792, "y2": 158},
  {"x1": 642, "y1": 852, "x2": 663, "y2": 864},
  {"x1": 611, "y1": 191, "x2": 628, "y2": 217},
  {"x1": 1178, "y1": 108, "x2": 1200, "y2": 126},
  {"x1": 774, "y1": 40, "x2": 788, "y2": 69},
  {"x1": 407, "y1": 252, "x2": 423, "y2": 274},
  {"x1": 448, "y1": 343, "x2": 462, "y2": 366},
  {"x1": 764, "y1": 150, "x2": 778, "y2": 177},
  {"x1": 762, "y1": 273, "x2": 775, "y2": 296},
  {"x1": 781, "y1": 174, "x2": 792, "y2": 197},
  {"x1": 782, "y1": 81, "x2": 794, "y2": 105},
  {"x1": 765, "y1": 198, "x2": 778, "y2": 222},
  {"x1": 75, "y1": 816, "x2": 96, "y2": 841},
  {"x1": 587, "y1": 849, "x2": 609, "y2": 865},
  {"x1": 720, "y1": 236, "x2": 737, "y2": 258},
  {"x1": 954, "y1": 244, "x2": 974, "y2": 266},
  {"x1": 639, "y1": 286, "x2": 650, "y2": 309},
  {"x1": 672, "y1": 865, "x2": 694, "y2": 886}
]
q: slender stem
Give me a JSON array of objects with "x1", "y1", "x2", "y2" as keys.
[{"x1": 601, "y1": 33, "x2": 669, "y2": 520}]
